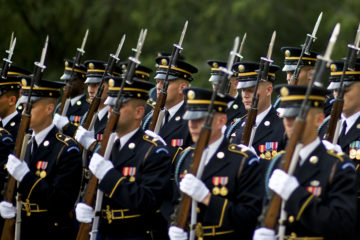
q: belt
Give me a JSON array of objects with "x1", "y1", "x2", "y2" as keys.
[
  {"x1": 286, "y1": 233, "x2": 323, "y2": 240},
  {"x1": 192, "y1": 223, "x2": 234, "y2": 239},
  {"x1": 21, "y1": 200, "x2": 47, "y2": 216},
  {"x1": 101, "y1": 205, "x2": 141, "y2": 224}
]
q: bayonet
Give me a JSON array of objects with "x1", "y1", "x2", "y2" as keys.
[
  {"x1": 266, "y1": 31, "x2": 276, "y2": 60},
  {"x1": 114, "y1": 34, "x2": 126, "y2": 59},
  {"x1": 305, "y1": 12, "x2": 323, "y2": 55},
  {"x1": 177, "y1": 20, "x2": 188, "y2": 49},
  {"x1": 238, "y1": 33, "x2": 247, "y2": 60},
  {"x1": 6, "y1": 32, "x2": 14, "y2": 55},
  {"x1": 323, "y1": 23, "x2": 340, "y2": 65},
  {"x1": 39, "y1": 35, "x2": 49, "y2": 68},
  {"x1": 311, "y1": 12, "x2": 322, "y2": 39},
  {"x1": 78, "y1": 29, "x2": 89, "y2": 55}
]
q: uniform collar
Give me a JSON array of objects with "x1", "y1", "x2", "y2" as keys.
[
  {"x1": 341, "y1": 111, "x2": 360, "y2": 134},
  {"x1": 298, "y1": 137, "x2": 321, "y2": 166},
  {"x1": 204, "y1": 134, "x2": 224, "y2": 166},
  {"x1": 115, "y1": 127, "x2": 140, "y2": 151},
  {"x1": 166, "y1": 100, "x2": 184, "y2": 121},
  {"x1": 227, "y1": 92, "x2": 238, "y2": 109},
  {"x1": 32, "y1": 123, "x2": 55, "y2": 146},
  {"x1": 255, "y1": 105, "x2": 272, "y2": 127},
  {"x1": 98, "y1": 105, "x2": 110, "y2": 121},
  {"x1": 1, "y1": 110, "x2": 18, "y2": 127},
  {"x1": 70, "y1": 94, "x2": 85, "y2": 106}
]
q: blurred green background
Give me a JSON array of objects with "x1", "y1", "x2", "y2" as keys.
[{"x1": 1, "y1": 0, "x2": 359, "y2": 88}]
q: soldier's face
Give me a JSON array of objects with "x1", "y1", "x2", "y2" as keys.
[
  {"x1": 87, "y1": 83, "x2": 100, "y2": 101},
  {"x1": 70, "y1": 78, "x2": 85, "y2": 98},
  {"x1": 116, "y1": 100, "x2": 144, "y2": 136},
  {"x1": 0, "y1": 93, "x2": 15, "y2": 118},
  {"x1": 188, "y1": 113, "x2": 226, "y2": 143},
  {"x1": 30, "y1": 99, "x2": 55, "y2": 133},
  {"x1": 336, "y1": 82, "x2": 360, "y2": 118},
  {"x1": 283, "y1": 117, "x2": 295, "y2": 138},
  {"x1": 156, "y1": 79, "x2": 187, "y2": 109},
  {"x1": 286, "y1": 66, "x2": 313, "y2": 85},
  {"x1": 241, "y1": 82, "x2": 272, "y2": 111}
]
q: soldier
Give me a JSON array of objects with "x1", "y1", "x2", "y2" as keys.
[
  {"x1": 142, "y1": 56, "x2": 197, "y2": 159},
  {"x1": 55, "y1": 59, "x2": 90, "y2": 127},
  {"x1": 207, "y1": 60, "x2": 247, "y2": 126},
  {"x1": 169, "y1": 87, "x2": 263, "y2": 240},
  {"x1": 226, "y1": 62, "x2": 284, "y2": 161},
  {"x1": 0, "y1": 79, "x2": 82, "y2": 240},
  {"x1": 253, "y1": 85, "x2": 357, "y2": 240},
  {"x1": 75, "y1": 77, "x2": 171, "y2": 240}
]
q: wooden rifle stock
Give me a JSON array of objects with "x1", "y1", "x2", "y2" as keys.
[
  {"x1": 240, "y1": 106, "x2": 257, "y2": 145},
  {"x1": 175, "y1": 126, "x2": 211, "y2": 229},
  {"x1": 324, "y1": 99, "x2": 343, "y2": 142},
  {"x1": 149, "y1": 92, "x2": 166, "y2": 131},
  {"x1": 1, "y1": 113, "x2": 31, "y2": 240},
  {"x1": 58, "y1": 85, "x2": 70, "y2": 115}
]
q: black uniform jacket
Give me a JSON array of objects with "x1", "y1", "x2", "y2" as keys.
[
  {"x1": 19, "y1": 126, "x2": 82, "y2": 240},
  {"x1": 142, "y1": 102, "x2": 193, "y2": 162},
  {"x1": 172, "y1": 138, "x2": 263, "y2": 240},
  {"x1": 97, "y1": 128, "x2": 171, "y2": 237},
  {"x1": 226, "y1": 94, "x2": 247, "y2": 127},
  {"x1": 265, "y1": 142, "x2": 357, "y2": 239},
  {"x1": 228, "y1": 107, "x2": 285, "y2": 161}
]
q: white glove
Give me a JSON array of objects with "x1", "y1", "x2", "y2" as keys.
[
  {"x1": 75, "y1": 126, "x2": 96, "y2": 150},
  {"x1": 322, "y1": 140, "x2": 342, "y2": 153},
  {"x1": 7, "y1": 154, "x2": 30, "y2": 182},
  {"x1": 75, "y1": 203, "x2": 94, "y2": 223},
  {"x1": 89, "y1": 153, "x2": 114, "y2": 180},
  {"x1": 179, "y1": 174, "x2": 209, "y2": 203},
  {"x1": 252, "y1": 227, "x2": 276, "y2": 240},
  {"x1": 0, "y1": 201, "x2": 16, "y2": 219},
  {"x1": 168, "y1": 226, "x2": 188, "y2": 240},
  {"x1": 269, "y1": 169, "x2": 299, "y2": 201},
  {"x1": 53, "y1": 113, "x2": 70, "y2": 130}
]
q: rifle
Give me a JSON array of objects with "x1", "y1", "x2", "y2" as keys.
[
  {"x1": 289, "y1": 12, "x2": 322, "y2": 85},
  {"x1": 260, "y1": 23, "x2": 341, "y2": 230},
  {"x1": 325, "y1": 23, "x2": 360, "y2": 143},
  {"x1": 80, "y1": 34, "x2": 126, "y2": 131},
  {"x1": 58, "y1": 29, "x2": 89, "y2": 116},
  {"x1": 76, "y1": 29, "x2": 146, "y2": 240},
  {"x1": 174, "y1": 36, "x2": 240, "y2": 230},
  {"x1": 1, "y1": 34, "x2": 16, "y2": 79},
  {"x1": 149, "y1": 21, "x2": 188, "y2": 133},
  {"x1": 1, "y1": 36, "x2": 49, "y2": 240},
  {"x1": 240, "y1": 31, "x2": 276, "y2": 146}
]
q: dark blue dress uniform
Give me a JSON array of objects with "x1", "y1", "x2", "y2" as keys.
[
  {"x1": 96, "y1": 129, "x2": 170, "y2": 239},
  {"x1": 265, "y1": 143, "x2": 357, "y2": 239},
  {"x1": 0, "y1": 128, "x2": 14, "y2": 190},
  {"x1": 14, "y1": 79, "x2": 83, "y2": 240},
  {"x1": 173, "y1": 140, "x2": 263, "y2": 240},
  {"x1": 226, "y1": 61, "x2": 284, "y2": 161},
  {"x1": 20, "y1": 127, "x2": 82, "y2": 240}
]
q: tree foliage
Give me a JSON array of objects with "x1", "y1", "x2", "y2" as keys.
[{"x1": 1, "y1": 0, "x2": 359, "y2": 87}]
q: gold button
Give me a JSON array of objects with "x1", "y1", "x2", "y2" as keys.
[
  {"x1": 288, "y1": 215, "x2": 294, "y2": 223},
  {"x1": 54, "y1": 222, "x2": 58, "y2": 226}
]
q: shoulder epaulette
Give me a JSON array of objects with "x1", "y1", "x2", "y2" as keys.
[
  {"x1": 0, "y1": 127, "x2": 11, "y2": 136},
  {"x1": 326, "y1": 149, "x2": 344, "y2": 162},
  {"x1": 56, "y1": 133, "x2": 76, "y2": 147},
  {"x1": 143, "y1": 134, "x2": 159, "y2": 146},
  {"x1": 228, "y1": 144, "x2": 249, "y2": 158}
]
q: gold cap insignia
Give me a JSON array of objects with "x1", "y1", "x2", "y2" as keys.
[
  {"x1": 161, "y1": 58, "x2": 168, "y2": 65},
  {"x1": 122, "y1": 64, "x2": 127, "y2": 70},
  {"x1": 212, "y1": 62, "x2": 218, "y2": 68},
  {"x1": 238, "y1": 64, "x2": 245, "y2": 73},
  {"x1": 187, "y1": 90, "x2": 195, "y2": 100},
  {"x1": 285, "y1": 50, "x2": 291, "y2": 57},
  {"x1": 108, "y1": 79, "x2": 115, "y2": 87},
  {"x1": 21, "y1": 78, "x2": 27, "y2": 87},
  {"x1": 65, "y1": 61, "x2": 69, "y2": 67},
  {"x1": 89, "y1": 63, "x2": 95, "y2": 69},
  {"x1": 280, "y1": 87, "x2": 289, "y2": 97},
  {"x1": 330, "y1": 64, "x2": 337, "y2": 72}
]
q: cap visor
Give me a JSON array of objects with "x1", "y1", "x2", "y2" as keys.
[{"x1": 183, "y1": 111, "x2": 207, "y2": 120}]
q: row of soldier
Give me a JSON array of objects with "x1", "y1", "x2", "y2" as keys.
[{"x1": 0, "y1": 20, "x2": 358, "y2": 240}]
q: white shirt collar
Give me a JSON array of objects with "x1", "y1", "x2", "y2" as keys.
[
  {"x1": 298, "y1": 137, "x2": 321, "y2": 166},
  {"x1": 98, "y1": 105, "x2": 110, "y2": 121},
  {"x1": 70, "y1": 94, "x2": 85, "y2": 106},
  {"x1": 227, "y1": 92, "x2": 238, "y2": 109},
  {"x1": 204, "y1": 134, "x2": 224, "y2": 166},
  {"x1": 32, "y1": 123, "x2": 55, "y2": 146},
  {"x1": 341, "y1": 111, "x2": 360, "y2": 134},
  {"x1": 115, "y1": 127, "x2": 139, "y2": 151},
  {"x1": 1, "y1": 110, "x2": 18, "y2": 127},
  {"x1": 167, "y1": 100, "x2": 184, "y2": 121},
  {"x1": 255, "y1": 105, "x2": 272, "y2": 127}
]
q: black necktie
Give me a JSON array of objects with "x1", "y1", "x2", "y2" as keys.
[
  {"x1": 32, "y1": 137, "x2": 38, "y2": 153},
  {"x1": 111, "y1": 139, "x2": 121, "y2": 161},
  {"x1": 339, "y1": 120, "x2": 347, "y2": 142},
  {"x1": 164, "y1": 110, "x2": 170, "y2": 125},
  {"x1": 0, "y1": 121, "x2": 3, "y2": 128}
]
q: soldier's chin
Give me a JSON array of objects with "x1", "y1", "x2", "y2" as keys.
[{"x1": 190, "y1": 133, "x2": 200, "y2": 143}]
